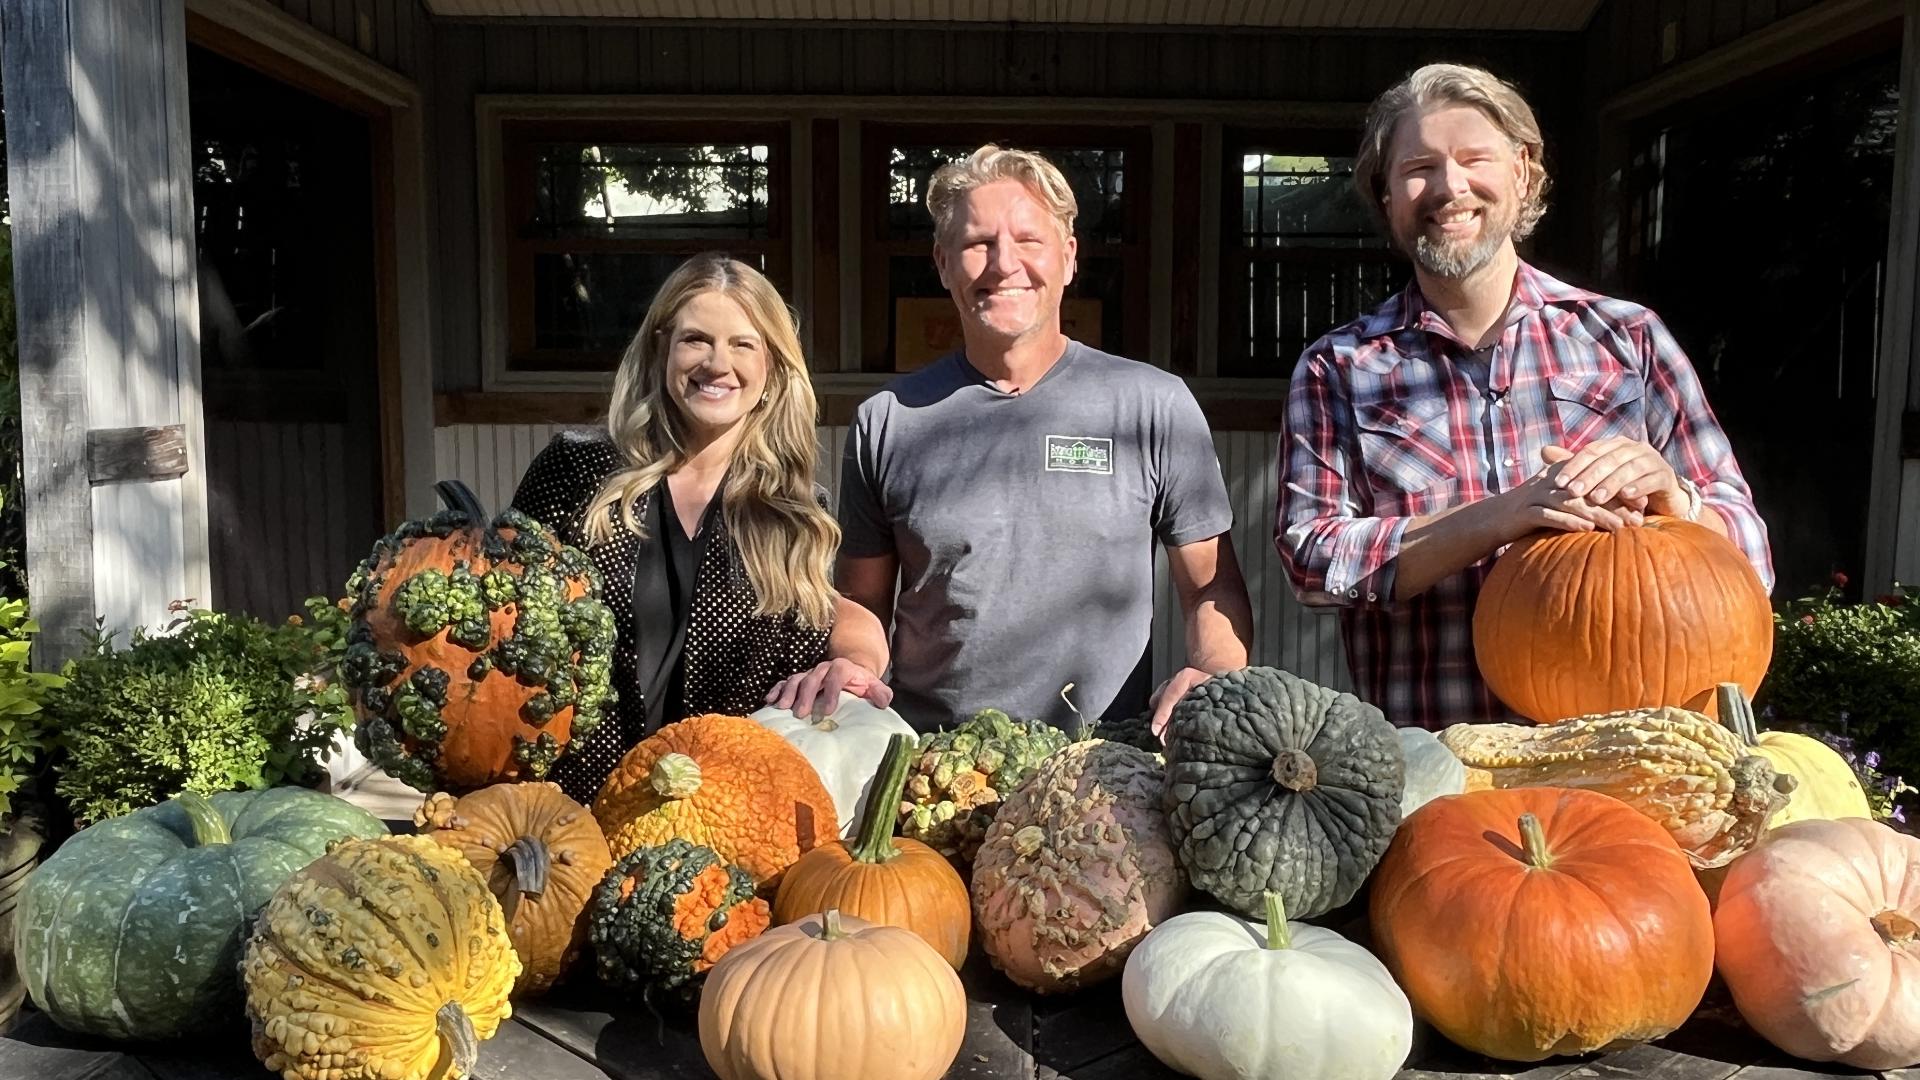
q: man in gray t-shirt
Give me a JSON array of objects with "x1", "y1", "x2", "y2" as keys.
[{"x1": 769, "y1": 144, "x2": 1253, "y2": 735}]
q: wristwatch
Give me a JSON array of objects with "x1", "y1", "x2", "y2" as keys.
[{"x1": 1674, "y1": 475, "x2": 1703, "y2": 522}]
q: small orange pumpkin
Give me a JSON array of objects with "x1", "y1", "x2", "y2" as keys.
[{"x1": 773, "y1": 733, "x2": 970, "y2": 968}]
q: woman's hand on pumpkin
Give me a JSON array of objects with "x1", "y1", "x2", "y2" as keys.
[
  {"x1": 766, "y1": 659, "x2": 894, "y2": 718},
  {"x1": 1544, "y1": 437, "x2": 1683, "y2": 517}
]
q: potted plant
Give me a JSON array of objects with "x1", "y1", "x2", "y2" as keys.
[{"x1": 0, "y1": 589, "x2": 63, "y2": 1033}]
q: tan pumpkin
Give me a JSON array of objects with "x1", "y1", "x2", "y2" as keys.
[
  {"x1": 415, "y1": 783, "x2": 614, "y2": 996},
  {"x1": 241, "y1": 835, "x2": 520, "y2": 1080},
  {"x1": 773, "y1": 733, "x2": 970, "y2": 968},
  {"x1": 1440, "y1": 706, "x2": 1795, "y2": 869},
  {"x1": 698, "y1": 909, "x2": 966, "y2": 1080},
  {"x1": 1472, "y1": 517, "x2": 1772, "y2": 722}
]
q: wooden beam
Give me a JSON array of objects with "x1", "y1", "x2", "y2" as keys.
[
  {"x1": 1864, "y1": 0, "x2": 1920, "y2": 593},
  {"x1": 86, "y1": 427, "x2": 189, "y2": 486}
]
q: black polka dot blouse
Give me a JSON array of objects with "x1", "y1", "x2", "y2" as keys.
[{"x1": 508, "y1": 430, "x2": 830, "y2": 805}]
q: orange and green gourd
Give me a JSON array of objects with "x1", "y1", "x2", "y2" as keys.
[{"x1": 588, "y1": 838, "x2": 771, "y2": 996}]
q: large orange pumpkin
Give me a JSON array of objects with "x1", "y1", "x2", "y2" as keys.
[
  {"x1": 344, "y1": 483, "x2": 617, "y2": 791},
  {"x1": 1369, "y1": 787, "x2": 1714, "y2": 1061},
  {"x1": 1472, "y1": 517, "x2": 1771, "y2": 722}
]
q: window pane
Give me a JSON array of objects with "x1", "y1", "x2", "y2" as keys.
[
  {"x1": 530, "y1": 142, "x2": 772, "y2": 239},
  {"x1": 528, "y1": 250, "x2": 772, "y2": 358},
  {"x1": 1239, "y1": 154, "x2": 1376, "y2": 247},
  {"x1": 885, "y1": 145, "x2": 1127, "y2": 243},
  {"x1": 1239, "y1": 253, "x2": 1401, "y2": 376}
]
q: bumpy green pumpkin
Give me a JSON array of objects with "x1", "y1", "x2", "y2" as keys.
[
  {"x1": 899, "y1": 709, "x2": 1070, "y2": 862},
  {"x1": 1087, "y1": 709, "x2": 1163, "y2": 752},
  {"x1": 16, "y1": 787, "x2": 388, "y2": 1040},
  {"x1": 589, "y1": 839, "x2": 771, "y2": 997},
  {"x1": 1162, "y1": 667, "x2": 1404, "y2": 919}
]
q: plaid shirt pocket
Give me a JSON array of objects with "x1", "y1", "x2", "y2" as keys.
[
  {"x1": 1548, "y1": 369, "x2": 1646, "y2": 448},
  {"x1": 1355, "y1": 395, "x2": 1458, "y2": 515}
]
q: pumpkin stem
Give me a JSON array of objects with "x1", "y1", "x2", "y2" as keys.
[
  {"x1": 1518, "y1": 813, "x2": 1555, "y2": 871},
  {"x1": 820, "y1": 908, "x2": 848, "y2": 941},
  {"x1": 504, "y1": 835, "x2": 550, "y2": 900},
  {"x1": 1263, "y1": 891, "x2": 1291, "y2": 951},
  {"x1": 1271, "y1": 749, "x2": 1318, "y2": 793},
  {"x1": 1718, "y1": 683, "x2": 1760, "y2": 747},
  {"x1": 1060, "y1": 682, "x2": 1089, "y2": 742},
  {"x1": 852, "y1": 733, "x2": 913, "y2": 864},
  {"x1": 1873, "y1": 910, "x2": 1919, "y2": 945},
  {"x1": 429, "y1": 1001, "x2": 478, "y2": 1080},
  {"x1": 648, "y1": 753, "x2": 703, "y2": 799},
  {"x1": 176, "y1": 791, "x2": 231, "y2": 847}
]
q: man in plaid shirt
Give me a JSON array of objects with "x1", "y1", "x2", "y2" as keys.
[{"x1": 1276, "y1": 63, "x2": 1774, "y2": 730}]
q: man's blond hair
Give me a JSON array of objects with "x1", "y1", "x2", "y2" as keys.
[
  {"x1": 1354, "y1": 63, "x2": 1551, "y2": 241},
  {"x1": 926, "y1": 144, "x2": 1078, "y2": 245}
]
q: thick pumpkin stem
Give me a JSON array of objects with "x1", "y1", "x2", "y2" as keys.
[
  {"x1": 1518, "y1": 813, "x2": 1555, "y2": 871},
  {"x1": 1719, "y1": 683, "x2": 1760, "y2": 747},
  {"x1": 819, "y1": 908, "x2": 848, "y2": 941},
  {"x1": 430, "y1": 1002, "x2": 478, "y2": 1080},
  {"x1": 176, "y1": 791, "x2": 231, "y2": 847},
  {"x1": 1263, "y1": 891, "x2": 1291, "y2": 950},
  {"x1": 505, "y1": 835, "x2": 550, "y2": 899},
  {"x1": 852, "y1": 733, "x2": 913, "y2": 864},
  {"x1": 649, "y1": 753, "x2": 703, "y2": 799},
  {"x1": 1874, "y1": 910, "x2": 1919, "y2": 945},
  {"x1": 1271, "y1": 749, "x2": 1318, "y2": 792}
]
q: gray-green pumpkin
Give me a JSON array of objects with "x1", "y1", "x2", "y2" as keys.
[
  {"x1": 14, "y1": 786, "x2": 388, "y2": 1040},
  {"x1": 1161, "y1": 667, "x2": 1403, "y2": 920}
]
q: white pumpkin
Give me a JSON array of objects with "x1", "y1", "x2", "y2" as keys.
[
  {"x1": 1122, "y1": 892, "x2": 1412, "y2": 1080},
  {"x1": 1397, "y1": 725, "x2": 1466, "y2": 820},
  {"x1": 751, "y1": 691, "x2": 918, "y2": 838}
]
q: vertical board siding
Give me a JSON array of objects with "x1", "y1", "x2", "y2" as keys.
[
  {"x1": 207, "y1": 420, "x2": 369, "y2": 619},
  {"x1": 436, "y1": 423, "x2": 1350, "y2": 690}
]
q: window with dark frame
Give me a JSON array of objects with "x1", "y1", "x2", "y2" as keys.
[
  {"x1": 1221, "y1": 131, "x2": 1402, "y2": 378},
  {"x1": 501, "y1": 120, "x2": 790, "y2": 373},
  {"x1": 861, "y1": 125, "x2": 1151, "y2": 373}
]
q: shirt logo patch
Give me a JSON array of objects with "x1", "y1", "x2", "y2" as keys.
[{"x1": 1044, "y1": 435, "x2": 1114, "y2": 474}]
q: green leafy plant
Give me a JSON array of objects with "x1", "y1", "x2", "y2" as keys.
[
  {"x1": 1758, "y1": 576, "x2": 1920, "y2": 824},
  {"x1": 0, "y1": 595, "x2": 62, "y2": 820},
  {"x1": 44, "y1": 606, "x2": 353, "y2": 825}
]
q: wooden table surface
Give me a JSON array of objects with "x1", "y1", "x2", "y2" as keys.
[{"x1": 0, "y1": 950, "x2": 1909, "y2": 1080}]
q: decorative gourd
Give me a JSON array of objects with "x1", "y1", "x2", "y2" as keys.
[
  {"x1": 698, "y1": 909, "x2": 966, "y2": 1080},
  {"x1": 1716, "y1": 682, "x2": 1870, "y2": 827},
  {"x1": 592, "y1": 713, "x2": 840, "y2": 889},
  {"x1": 588, "y1": 838, "x2": 771, "y2": 995},
  {"x1": 898, "y1": 708, "x2": 1070, "y2": 863},
  {"x1": 1369, "y1": 788, "x2": 1714, "y2": 1061},
  {"x1": 773, "y1": 734, "x2": 970, "y2": 968},
  {"x1": 972, "y1": 740, "x2": 1187, "y2": 992},
  {"x1": 1472, "y1": 516, "x2": 1772, "y2": 721},
  {"x1": 343, "y1": 483, "x2": 618, "y2": 791},
  {"x1": 1396, "y1": 726, "x2": 1466, "y2": 820},
  {"x1": 1714, "y1": 817, "x2": 1920, "y2": 1070},
  {"x1": 241, "y1": 834, "x2": 520, "y2": 1080},
  {"x1": 1123, "y1": 892, "x2": 1413, "y2": 1080},
  {"x1": 1162, "y1": 667, "x2": 1403, "y2": 919},
  {"x1": 1438, "y1": 706, "x2": 1796, "y2": 868},
  {"x1": 15, "y1": 787, "x2": 387, "y2": 1041},
  {"x1": 750, "y1": 691, "x2": 918, "y2": 839},
  {"x1": 414, "y1": 782, "x2": 615, "y2": 996}
]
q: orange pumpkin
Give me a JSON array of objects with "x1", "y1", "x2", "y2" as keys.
[
  {"x1": 1369, "y1": 787, "x2": 1714, "y2": 1061},
  {"x1": 592, "y1": 713, "x2": 840, "y2": 889},
  {"x1": 1472, "y1": 517, "x2": 1771, "y2": 722},
  {"x1": 773, "y1": 734, "x2": 970, "y2": 968},
  {"x1": 415, "y1": 783, "x2": 615, "y2": 996}
]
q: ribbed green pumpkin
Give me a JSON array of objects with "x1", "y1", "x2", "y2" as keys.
[{"x1": 14, "y1": 787, "x2": 387, "y2": 1040}]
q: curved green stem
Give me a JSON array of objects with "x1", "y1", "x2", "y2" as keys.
[
  {"x1": 176, "y1": 792, "x2": 231, "y2": 847},
  {"x1": 852, "y1": 734, "x2": 913, "y2": 864},
  {"x1": 1718, "y1": 682, "x2": 1759, "y2": 747},
  {"x1": 505, "y1": 835, "x2": 550, "y2": 899},
  {"x1": 1263, "y1": 891, "x2": 1291, "y2": 950},
  {"x1": 1519, "y1": 814, "x2": 1555, "y2": 871},
  {"x1": 429, "y1": 1002, "x2": 478, "y2": 1080}
]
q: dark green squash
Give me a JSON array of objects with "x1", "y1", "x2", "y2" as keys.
[
  {"x1": 588, "y1": 838, "x2": 770, "y2": 997},
  {"x1": 15, "y1": 786, "x2": 388, "y2": 1040},
  {"x1": 1161, "y1": 667, "x2": 1404, "y2": 920}
]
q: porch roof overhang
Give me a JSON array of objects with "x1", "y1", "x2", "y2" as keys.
[{"x1": 420, "y1": 0, "x2": 1604, "y2": 32}]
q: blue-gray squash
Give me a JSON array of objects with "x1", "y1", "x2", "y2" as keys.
[
  {"x1": 1161, "y1": 667, "x2": 1404, "y2": 919},
  {"x1": 14, "y1": 786, "x2": 387, "y2": 1040}
]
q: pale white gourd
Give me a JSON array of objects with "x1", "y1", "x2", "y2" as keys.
[
  {"x1": 1122, "y1": 892, "x2": 1413, "y2": 1080},
  {"x1": 1397, "y1": 725, "x2": 1467, "y2": 820},
  {"x1": 751, "y1": 692, "x2": 918, "y2": 838}
]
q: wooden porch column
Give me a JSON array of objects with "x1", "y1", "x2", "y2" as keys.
[
  {"x1": 1866, "y1": 0, "x2": 1920, "y2": 591},
  {"x1": 0, "y1": 0, "x2": 211, "y2": 667}
]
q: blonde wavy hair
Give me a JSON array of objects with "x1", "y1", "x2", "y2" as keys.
[
  {"x1": 926, "y1": 144, "x2": 1079, "y2": 246},
  {"x1": 1354, "y1": 63, "x2": 1551, "y2": 242},
  {"x1": 585, "y1": 253, "x2": 839, "y2": 629}
]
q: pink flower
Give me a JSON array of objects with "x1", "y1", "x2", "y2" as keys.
[{"x1": 1801, "y1": 614, "x2": 1817, "y2": 625}]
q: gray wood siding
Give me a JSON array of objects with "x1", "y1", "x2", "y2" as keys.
[
  {"x1": 259, "y1": 0, "x2": 436, "y2": 76},
  {"x1": 1583, "y1": 0, "x2": 1866, "y2": 94}
]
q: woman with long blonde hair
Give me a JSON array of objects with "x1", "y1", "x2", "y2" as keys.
[{"x1": 510, "y1": 252, "x2": 889, "y2": 805}]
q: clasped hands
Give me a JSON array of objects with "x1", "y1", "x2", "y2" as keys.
[{"x1": 1504, "y1": 437, "x2": 1687, "y2": 537}]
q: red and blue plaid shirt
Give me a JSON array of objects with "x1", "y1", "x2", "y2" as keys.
[{"x1": 1275, "y1": 262, "x2": 1774, "y2": 730}]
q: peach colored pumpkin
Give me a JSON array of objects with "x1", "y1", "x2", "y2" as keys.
[
  {"x1": 1715, "y1": 817, "x2": 1920, "y2": 1070},
  {"x1": 971, "y1": 740, "x2": 1187, "y2": 992}
]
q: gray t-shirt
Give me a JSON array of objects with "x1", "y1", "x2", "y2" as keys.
[{"x1": 838, "y1": 340, "x2": 1234, "y2": 733}]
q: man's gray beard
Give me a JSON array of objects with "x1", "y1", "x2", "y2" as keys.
[{"x1": 1413, "y1": 230, "x2": 1505, "y2": 279}]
